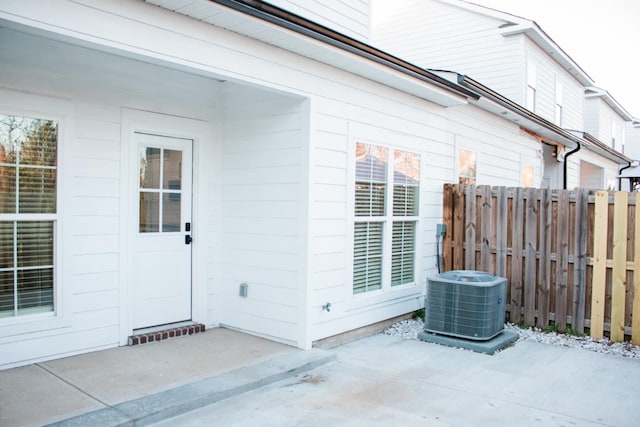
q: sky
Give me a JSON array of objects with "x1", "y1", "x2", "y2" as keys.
[{"x1": 372, "y1": 0, "x2": 640, "y2": 119}]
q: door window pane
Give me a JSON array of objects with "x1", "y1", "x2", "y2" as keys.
[
  {"x1": 140, "y1": 192, "x2": 160, "y2": 233},
  {"x1": 17, "y1": 268, "x2": 53, "y2": 315},
  {"x1": 140, "y1": 147, "x2": 161, "y2": 189},
  {"x1": 163, "y1": 150, "x2": 182, "y2": 190},
  {"x1": 162, "y1": 193, "x2": 181, "y2": 232}
]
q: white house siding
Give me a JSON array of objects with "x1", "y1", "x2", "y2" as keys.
[
  {"x1": 584, "y1": 98, "x2": 627, "y2": 152},
  {"x1": 216, "y1": 84, "x2": 307, "y2": 345},
  {"x1": 267, "y1": 0, "x2": 370, "y2": 42},
  {"x1": 372, "y1": 0, "x2": 524, "y2": 104}
]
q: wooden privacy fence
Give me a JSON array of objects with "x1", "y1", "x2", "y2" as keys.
[{"x1": 442, "y1": 184, "x2": 640, "y2": 344}]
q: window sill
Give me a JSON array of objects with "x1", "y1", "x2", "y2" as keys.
[{"x1": 347, "y1": 282, "x2": 421, "y2": 312}]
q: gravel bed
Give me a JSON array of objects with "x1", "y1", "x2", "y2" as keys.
[{"x1": 383, "y1": 318, "x2": 640, "y2": 359}]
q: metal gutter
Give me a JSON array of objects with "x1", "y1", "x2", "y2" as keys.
[
  {"x1": 562, "y1": 143, "x2": 581, "y2": 190},
  {"x1": 208, "y1": 0, "x2": 479, "y2": 101}
]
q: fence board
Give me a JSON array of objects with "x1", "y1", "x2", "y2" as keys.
[
  {"x1": 465, "y1": 185, "x2": 476, "y2": 270},
  {"x1": 524, "y1": 188, "x2": 537, "y2": 326},
  {"x1": 590, "y1": 191, "x2": 608, "y2": 339},
  {"x1": 442, "y1": 184, "x2": 454, "y2": 272},
  {"x1": 480, "y1": 186, "x2": 492, "y2": 272},
  {"x1": 538, "y1": 189, "x2": 552, "y2": 328},
  {"x1": 510, "y1": 187, "x2": 524, "y2": 324},
  {"x1": 634, "y1": 202, "x2": 640, "y2": 345},
  {"x1": 496, "y1": 186, "x2": 508, "y2": 278},
  {"x1": 453, "y1": 185, "x2": 465, "y2": 270},
  {"x1": 610, "y1": 192, "x2": 628, "y2": 341},
  {"x1": 555, "y1": 190, "x2": 569, "y2": 330},
  {"x1": 573, "y1": 189, "x2": 589, "y2": 334}
]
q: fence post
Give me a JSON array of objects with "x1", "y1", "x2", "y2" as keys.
[
  {"x1": 442, "y1": 184, "x2": 453, "y2": 272},
  {"x1": 591, "y1": 191, "x2": 608, "y2": 339},
  {"x1": 555, "y1": 190, "x2": 570, "y2": 331}
]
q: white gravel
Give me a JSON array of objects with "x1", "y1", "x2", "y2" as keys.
[{"x1": 383, "y1": 318, "x2": 640, "y2": 359}]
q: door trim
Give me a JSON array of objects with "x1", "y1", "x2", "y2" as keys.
[{"x1": 119, "y1": 108, "x2": 209, "y2": 345}]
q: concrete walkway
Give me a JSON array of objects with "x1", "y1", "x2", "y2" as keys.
[
  {"x1": 2, "y1": 329, "x2": 640, "y2": 426},
  {"x1": 0, "y1": 328, "x2": 334, "y2": 426}
]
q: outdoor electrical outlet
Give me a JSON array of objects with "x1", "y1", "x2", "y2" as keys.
[
  {"x1": 239, "y1": 282, "x2": 248, "y2": 297},
  {"x1": 436, "y1": 223, "x2": 446, "y2": 236}
]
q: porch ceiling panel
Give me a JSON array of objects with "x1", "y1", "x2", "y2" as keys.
[{"x1": 145, "y1": 0, "x2": 469, "y2": 107}]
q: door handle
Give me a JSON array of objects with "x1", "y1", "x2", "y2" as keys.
[{"x1": 185, "y1": 235, "x2": 192, "y2": 245}]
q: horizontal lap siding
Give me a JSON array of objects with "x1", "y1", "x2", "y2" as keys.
[{"x1": 218, "y1": 86, "x2": 305, "y2": 345}]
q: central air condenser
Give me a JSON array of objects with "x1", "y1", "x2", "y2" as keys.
[{"x1": 424, "y1": 270, "x2": 507, "y2": 340}]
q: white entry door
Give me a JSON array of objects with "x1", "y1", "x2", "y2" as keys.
[{"x1": 132, "y1": 132, "x2": 193, "y2": 329}]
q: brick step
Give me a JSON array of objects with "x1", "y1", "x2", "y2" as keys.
[{"x1": 128, "y1": 323, "x2": 206, "y2": 346}]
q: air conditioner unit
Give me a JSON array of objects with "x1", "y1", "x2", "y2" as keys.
[{"x1": 424, "y1": 270, "x2": 507, "y2": 340}]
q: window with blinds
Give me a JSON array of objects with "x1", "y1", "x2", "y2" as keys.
[
  {"x1": 353, "y1": 142, "x2": 419, "y2": 294},
  {"x1": 0, "y1": 115, "x2": 57, "y2": 318}
]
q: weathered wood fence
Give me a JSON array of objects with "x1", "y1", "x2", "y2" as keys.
[{"x1": 442, "y1": 184, "x2": 640, "y2": 343}]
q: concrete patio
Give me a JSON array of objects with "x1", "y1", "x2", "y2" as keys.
[{"x1": 1, "y1": 328, "x2": 638, "y2": 426}]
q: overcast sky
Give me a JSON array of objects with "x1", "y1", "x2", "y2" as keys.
[{"x1": 373, "y1": 0, "x2": 640, "y2": 119}]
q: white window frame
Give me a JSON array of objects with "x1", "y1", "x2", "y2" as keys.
[
  {"x1": 0, "y1": 90, "x2": 70, "y2": 336},
  {"x1": 351, "y1": 141, "x2": 420, "y2": 297}
]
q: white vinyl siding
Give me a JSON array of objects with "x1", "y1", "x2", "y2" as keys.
[
  {"x1": 555, "y1": 79, "x2": 564, "y2": 126},
  {"x1": 526, "y1": 61, "x2": 537, "y2": 112}
]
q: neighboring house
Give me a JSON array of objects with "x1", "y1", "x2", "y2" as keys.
[
  {"x1": 372, "y1": 0, "x2": 632, "y2": 190},
  {"x1": 0, "y1": 0, "x2": 626, "y2": 369}
]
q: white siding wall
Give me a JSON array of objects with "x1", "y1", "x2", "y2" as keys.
[
  {"x1": 565, "y1": 150, "x2": 620, "y2": 191},
  {"x1": 268, "y1": 0, "x2": 370, "y2": 41},
  {"x1": 523, "y1": 38, "x2": 584, "y2": 128},
  {"x1": 216, "y1": 85, "x2": 307, "y2": 344},
  {"x1": 372, "y1": 0, "x2": 525, "y2": 103},
  {"x1": 584, "y1": 98, "x2": 627, "y2": 151}
]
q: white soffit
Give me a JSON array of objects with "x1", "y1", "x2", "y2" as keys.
[{"x1": 145, "y1": 0, "x2": 468, "y2": 107}]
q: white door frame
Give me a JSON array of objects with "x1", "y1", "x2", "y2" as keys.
[{"x1": 119, "y1": 108, "x2": 209, "y2": 345}]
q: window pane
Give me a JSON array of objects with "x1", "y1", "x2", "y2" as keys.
[
  {"x1": 162, "y1": 193, "x2": 181, "y2": 232},
  {"x1": 140, "y1": 147, "x2": 161, "y2": 189},
  {"x1": 0, "y1": 116, "x2": 19, "y2": 165},
  {"x1": 391, "y1": 221, "x2": 416, "y2": 286},
  {"x1": 355, "y1": 182, "x2": 385, "y2": 216},
  {"x1": 17, "y1": 222, "x2": 53, "y2": 268},
  {"x1": 163, "y1": 150, "x2": 182, "y2": 190},
  {"x1": 0, "y1": 222, "x2": 14, "y2": 269},
  {"x1": 18, "y1": 167, "x2": 56, "y2": 213},
  {"x1": 394, "y1": 150, "x2": 420, "y2": 185},
  {"x1": 17, "y1": 268, "x2": 53, "y2": 315},
  {"x1": 393, "y1": 185, "x2": 419, "y2": 216},
  {"x1": 140, "y1": 192, "x2": 160, "y2": 233},
  {"x1": 0, "y1": 165, "x2": 16, "y2": 213},
  {"x1": 356, "y1": 143, "x2": 387, "y2": 183},
  {"x1": 0, "y1": 270, "x2": 14, "y2": 317},
  {"x1": 353, "y1": 222, "x2": 383, "y2": 294},
  {"x1": 458, "y1": 149, "x2": 476, "y2": 185},
  {"x1": 18, "y1": 120, "x2": 57, "y2": 167}
]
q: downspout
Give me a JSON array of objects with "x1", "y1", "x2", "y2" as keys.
[
  {"x1": 562, "y1": 142, "x2": 581, "y2": 190},
  {"x1": 618, "y1": 161, "x2": 632, "y2": 191}
]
